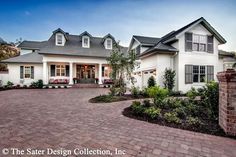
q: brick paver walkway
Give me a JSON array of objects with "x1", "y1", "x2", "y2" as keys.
[{"x1": 0, "y1": 88, "x2": 236, "y2": 157}]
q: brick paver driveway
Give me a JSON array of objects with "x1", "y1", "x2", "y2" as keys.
[{"x1": 0, "y1": 88, "x2": 236, "y2": 157}]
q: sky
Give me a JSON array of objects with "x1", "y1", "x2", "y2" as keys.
[{"x1": 0, "y1": 0, "x2": 236, "y2": 51}]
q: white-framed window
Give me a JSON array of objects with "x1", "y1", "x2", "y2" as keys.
[
  {"x1": 193, "y1": 65, "x2": 206, "y2": 83},
  {"x1": 106, "y1": 39, "x2": 112, "y2": 49},
  {"x1": 56, "y1": 65, "x2": 66, "y2": 76},
  {"x1": 82, "y1": 36, "x2": 90, "y2": 48},
  {"x1": 24, "y1": 66, "x2": 31, "y2": 78},
  {"x1": 56, "y1": 34, "x2": 63, "y2": 46},
  {"x1": 192, "y1": 34, "x2": 207, "y2": 51}
]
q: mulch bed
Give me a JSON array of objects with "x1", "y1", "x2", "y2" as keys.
[
  {"x1": 89, "y1": 94, "x2": 146, "y2": 103},
  {"x1": 122, "y1": 106, "x2": 236, "y2": 139}
]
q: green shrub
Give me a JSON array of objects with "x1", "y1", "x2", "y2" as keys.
[
  {"x1": 162, "y1": 97, "x2": 182, "y2": 109},
  {"x1": 186, "y1": 87, "x2": 198, "y2": 100},
  {"x1": 144, "y1": 107, "x2": 161, "y2": 119},
  {"x1": 202, "y1": 82, "x2": 219, "y2": 119},
  {"x1": 131, "y1": 86, "x2": 140, "y2": 97},
  {"x1": 163, "y1": 68, "x2": 176, "y2": 91},
  {"x1": 169, "y1": 90, "x2": 185, "y2": 97},
  {"x1": 6, "y1": 81, "x2": 14, "y2": 88},
  {"x1": 147, "y1": 76, "x2": 156, "y2": 88},
  {"x1": 174, "y1": 106, "x2": 187, "y2": 119},
  {"x1": 147, "y1": 86, "x2": 169, "y2": 104},
  {"x1": 37, "y1": 80, "x2": 43, "y2": 88},
  {"x1": 164, "y1": 112, "x2": 181, "y2": 124},
  {"x1": 140, "y1": 87, "x2": 149, "y2": 97},
  {"x1": 186, "y1": 116, "x2": 202, "y2": 126},
  {"x1": 143, "y1": 99, "x2": 151, "y2": 107},
  {"x1": 131, "y1": 101, "x2": 144, "y2": 115},
  {"x1": 30, "y1": 80, "x2": 43, "y2": 88}
]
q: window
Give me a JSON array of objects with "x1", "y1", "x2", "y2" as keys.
[
  {"x1": 106, "y1": 39, "x2": 112, "y2": 49},
  {"x1": 56, "y1": 65, "x2": 66, "y2": 76},
  {"x1": 56, "y1": 34, "x2": 63, "y2": 45},
  {"x1": 24, "y1": 66, "x2": 31, "y2": 78},
  {"x1": 192, "y1": 34, "x2": 207, "y2": 51},
  {"x1": 199, "y1": 66, "x2": 206, "y2": 82},
  {"x1": 192, "y1": 65, "x2": 206, "y2": 83},
  {"x1": 82, "y1": 36, "x2": 90, "y2": 48},
  {"x1": 185, "y1": 33, "x2": 213, "y2": 52}
]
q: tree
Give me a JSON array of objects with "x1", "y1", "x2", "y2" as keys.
[
  {"x1": 163, "y1": 68, "x2": 176, "y2": 91},
  {"x1": 107, "y1": 43, "x2": 136, "y2": 96},
  {"x1": 0, "y1": 44, "x2": 20, "y2": 71},
  {"x1": 148, "y1": 76, "x2": 156, "y2": 88}
]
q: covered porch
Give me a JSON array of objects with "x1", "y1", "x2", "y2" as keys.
[{"x1": 42, "y1": 61, "x2": 112, "y2": 85}]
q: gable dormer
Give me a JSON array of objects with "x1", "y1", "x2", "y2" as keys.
[
  {"x1": 102, "y1": 34, "x2": 115, "y2": 50},
  {"x1": 79, "y1": 31, "x2": 92, "y2": 48},
  {"x1": 53, "y1": 28, "x2": 68, "y2": 46}
]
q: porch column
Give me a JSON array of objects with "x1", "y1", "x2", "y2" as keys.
[
  {"x1": 69, "y1": 62, "x2": 73, "y2": 85},
  {"x1": 43, "y1": 61, "x2": 48, "y2": 84},
  {"x1": 98, "y1": 63, "x2": 102, "y2": 84}
]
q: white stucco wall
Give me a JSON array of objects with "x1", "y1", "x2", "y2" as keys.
[
  {"x1": 2, "y1": 63, "x2": 43, "y2": 86},
  {"x1": 175, "y1": 23, "x2": 222, "y2": 92},
  {"x1": 133, "y1": 54, "x2": 173, "y2": 88},
  {"x1": 156, "y1": 54, "x2": 173, "y2": 87},
  {"x1": 0, "y1": 72, "x2": 9, "y2": 86}
]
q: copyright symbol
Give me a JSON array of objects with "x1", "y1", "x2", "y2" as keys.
[{"x1": 2, "y1": 148, "x2": 9, "y2": 155}]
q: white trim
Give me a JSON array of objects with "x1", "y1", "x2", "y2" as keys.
[
  {"x1": 55, "y1": 33, "x2": 65, "y2": 46},
  {"x1": 24, "y1": 66, "x2": 31, "y2": 79},
  {"x1": 105, "y1": 38, "x2": 112, "y2": 49},
  {"x1": 82, "y1": 36, "x2": 90, "y2": 48}
]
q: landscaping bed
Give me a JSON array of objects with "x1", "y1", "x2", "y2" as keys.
[
  {"x1": 89, "y1": 94, "x2": 145, "y2": 103},
  {"x1": 122, "y1": 82, "x2": 236, "y2": 139}
]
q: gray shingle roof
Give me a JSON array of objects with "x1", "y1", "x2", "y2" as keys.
[
  {"x1": 139, "y1": 17, "x2": 226, "y2": 57},
  {"x1": 38, "y1": 33, "x2": 127, "y2": 58},
  {"x1": 18, "y1": 40, "x2": 47, "y2": 49},
  {"x1": 161, "y1": 17, "x2": 226, "y2": 44},
  {"x1": 133, "y1": 35, "x2": 161, "y2": 45},
  {"x1": 1, "y1": 52, "x2": 43, "y2": 63}
]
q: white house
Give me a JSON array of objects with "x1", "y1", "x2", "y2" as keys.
[
  {"x1": 129, "y1": 17, "x2": 232, "y2": 92},
  {"x1": 1, "y1": 29, "x2": 127, "y2": 86},
  {"x1": 0, "y1": 17, "x2": 234, "y2": 92}
]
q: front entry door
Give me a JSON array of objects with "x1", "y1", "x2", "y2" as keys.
[{"x1": 76, "y1": 65, "x2": 95, "y2": 83}]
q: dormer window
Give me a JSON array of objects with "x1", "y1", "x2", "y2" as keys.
[
  {"x1": 56, "y1": 34, "x2": 63, "y2": 46},
  {"x1": 106, "y1": 39, "x2": 112, "y2": 49},
  {"x1": 82, "y1": 36, "x2": 90, "y2": 48}
]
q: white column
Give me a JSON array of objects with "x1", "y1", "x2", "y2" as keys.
[
  {"x1": 69, "y1": 62, "x2": 73, "y2": 85},
  {"x1": 43, "y1": 61, "x2": 48, "y2": 84},
  {"x1": 98, "y1": 63, "x2": 102, "y2": 84}
]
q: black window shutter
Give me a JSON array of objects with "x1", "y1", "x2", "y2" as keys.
[
  {"x1": 207, "y1": 65, "x2": 214, "y2": 82},
  {"x1": 185, "y1": 32, "x2": 193, "y2": 51},
  {"x1": 66, "y1": 65, "x2": 69, "y2": 77},
  {"x1": 185, "y1": 65, "x2": 193, "y2": 84},
  {"x1": 207, "y1": 36, "x2": 214, "y2": 53},
  {"x1": 31, "y1": 66, "x2": 34, "y2": 79},
  {"x1": 20, "y1": 66, "x2": 24, "y2": 79},
  {"x1": 51, "y1": 65, "x2": 55, "y2": 76}
]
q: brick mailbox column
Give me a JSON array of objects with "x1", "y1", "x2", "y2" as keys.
[{"x1": 217, "y1": 69, "x2": 236, "y2": 136}]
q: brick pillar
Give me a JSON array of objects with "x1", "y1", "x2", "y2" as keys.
[{"x1": 217, "y1": 69, "x2": 236, "y2": 136}]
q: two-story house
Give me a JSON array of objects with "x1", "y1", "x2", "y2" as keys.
[
  {"x1": 129, "y1": 17, "x2": 228, "y2": 92},
  {"x1": 1, "y1": 29, "x2": 127, "y2": 86}
]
